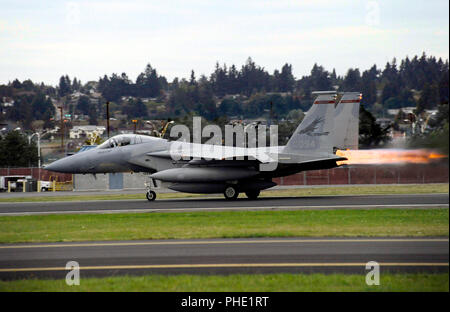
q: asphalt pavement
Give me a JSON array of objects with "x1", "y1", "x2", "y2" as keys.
[
  {"x1": 0, "y1": 193, "x2": 447, "y2": 216},
  {"x1": 0, "y1": 237, "x2": 448, "y2": 279}
]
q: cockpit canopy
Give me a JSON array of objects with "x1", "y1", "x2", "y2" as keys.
[{"x1": 98, "y1": 134, "x2": 155, "y2": 149}]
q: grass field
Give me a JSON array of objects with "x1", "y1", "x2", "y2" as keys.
[
  {"x1": 0, "y1": 183, "x2": 448, "y2": 203},
  {"x1": 1, "y1": 273, "x2": 447, "y2": 292},
  {"x1": 1, "y1": 185, "x2": 448, "y2": 292},
  {"x1": 0, "y1": 208, "x2": 448, "y2": 243}
]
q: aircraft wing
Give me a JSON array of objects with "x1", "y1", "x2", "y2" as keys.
[
  {"x1": 146, "y1": 142, "x2": 345, "y2": 165},
  {"x1": 148, "y1": 142, "x2": 277, "y2": 163}
]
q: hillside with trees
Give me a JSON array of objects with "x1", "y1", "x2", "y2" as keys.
[{"x1": 0, "y1": 52, "x2": 448, "y2": 151}]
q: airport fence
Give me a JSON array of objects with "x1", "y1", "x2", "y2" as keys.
[
  {"x1": 273, "y1": 163, "x2": 449, "y2": 186},
  {"x1": 0, "y1": 163, "x2": 448, "y2": 192},
  {"x1": 0, "y1": 167, "x2": 73, "y2": 182}
]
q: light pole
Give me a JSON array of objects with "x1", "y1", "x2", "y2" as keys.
[
  {"x1": 106, "y1": 101, "x2": 110, "y2": 138},
  {"x1": 59, "y1": 106, "x2": 64, "y2": 149},
  {"x1": 28, "y1": 132, "x2": 41, "y2": 181},
  {"x1": 28, "y1": 132, "x2": 41, "y2": 169}
]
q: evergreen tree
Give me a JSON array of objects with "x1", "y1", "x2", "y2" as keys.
[
  {"x1": 76, "y1": 95, "x2": 91, "y2": 115},
  {"x1": 122, "y1": 98, "x2": 149, "y2": 118},
  {"x1": 361, "y1": 71, "x2": 377, "y2": 108},
  {"x1": 58, "y1": 75, "x2": 71, "y2": 97},
  {"x1": 359, "y1": 105, "x2": 391, "y2": 147},
  {"x1": 343, "y1": 68, "x2": 362, "y2": 91},
  {"x1": 0, "y1": 131, "x2": 38, "y2": 167},
  {"x1": 11, "y1": 79, "x2": 22, "y2": 89},
  {"x1": 278, "y1": 63, "x2": 295, "y2": 92},
  {"x1": 417, "y1": 83, "x2": 440, "y2": 113},
  {"x1": 189, "y1": 70, "x2": 197, "y2": 86}
]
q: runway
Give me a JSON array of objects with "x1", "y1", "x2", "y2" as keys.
[
  {"x1": 0, "y1": 193, "x2": 448, "y2": 216},
  {"x1": 0, "y1": 237, "x2": 447, "y2": 279}
]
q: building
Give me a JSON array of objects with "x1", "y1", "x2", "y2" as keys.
[
  {"x1": 69, "y1": 125, "x2": 106, "y2": 139},
  {"x1": 1, "y1": 97, "x2": 14, "y2": 107},
  {"x1": 387, "y1": 107, "x2": 417, "y2": 116},
  {"x1": 375, "y1": 118, "x2": 393, "y2": 129}
]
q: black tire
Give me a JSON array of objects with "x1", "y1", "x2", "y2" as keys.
[
  {"x1": 224, "y1": 185, "x2": 239, "y2": 200},
  {"x1": 245, "y1": 190, "x2": 260, "y2": 200},
  {"x1": 146, "y1": 190, "x2": 156, "y2": 201},
  {"x1": 41, "y1": 188, "x2": 47, "y2": 192}
]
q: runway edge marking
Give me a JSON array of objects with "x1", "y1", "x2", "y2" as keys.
[
  {"x1": 0, "y1": 238, "x2": 448, "y2": 249},
  {"x1": 0, "y1": 262, "x2": 448, "y2": 273},
  {"x1": 0, "y1": 203, "x2": 448, "y2": 216}
]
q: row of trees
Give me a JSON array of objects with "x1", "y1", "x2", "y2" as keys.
[
  {"x1": 296, "y1": 54, "x2": 449, "y2": 113},
  {"x1": 93, "y1": 53, "x2": 448, "y2": 119},
  {"x1": 96, "y1": 58, "x2": 296, "y2": 103},
  {"x1": 1, "y1": 92, "x2": 55, "y2": 130},
  {"x1": 98, "y1": 64, "x2": 168, "y2": 102},
  {"x1": 209, "y1": 59, "x2": 296, "y2": 96},
  {"x1": 1, "y1": 53, "x2": 448, "y2": 132}
]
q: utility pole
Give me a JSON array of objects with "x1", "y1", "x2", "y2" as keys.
[
  {"x1": 269, "y1": 101, "x2": 273, "y2": 128},
  {"x1": 106, "y1": 101, "x2": 110, "y2": 138},
  {"x1": 59, "y1": 106, "x2": 64, "y2": 149}
]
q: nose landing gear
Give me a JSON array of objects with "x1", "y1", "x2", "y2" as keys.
[
  {"x1": 146, "y1": 190, "x2": 156, "y2": 201},
  {"x1": 144, "y1": 174, "x2": 158, "y2": 201}
]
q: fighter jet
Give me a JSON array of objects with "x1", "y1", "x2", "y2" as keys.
[{"x1": 45, "y1": 91, "x2": 361, "y2": 201}]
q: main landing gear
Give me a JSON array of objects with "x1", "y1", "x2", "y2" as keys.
[
  {"x1": 224, "y1": 185, "x2": 239, "y2": 200},
  {"x1": 245, "y1": 190, "x2": 260, "y2": 200},
  {"x1": 223, "y1": 185, "x2": 260, "y2": 200}
]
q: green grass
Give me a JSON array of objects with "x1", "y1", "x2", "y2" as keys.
[
  {"x1": 0, "y1": 208, "x2": 447, "y2": 243},
  {"x1": 0, "y1": 273, "x2": 447, "y2": 292},
  {"x1": 0, "y1": 183, "x2": 447, "y2": 203}
]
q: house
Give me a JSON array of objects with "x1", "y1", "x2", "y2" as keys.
[
  {"x1": 387, "y1": 107, "x2": 417, "y2": 116},
  {"x1": 70, "y1": 125, "x2": 106, "y2": 139},
  {"x1": 376, "y1": 118, "x2": 393, "y2": 129},
  {"x1": 1, "y1": 97, "x2": 14, "y2": 107}
]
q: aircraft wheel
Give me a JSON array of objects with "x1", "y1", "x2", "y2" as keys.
[
  {"x1": 146, "y1": 190, "x2": 156, "y2": 201},
  {"x1": 224, "y1": 186, "x2": 239, "y2": 200},
  {"x1": 245, "y1": 190, "x2": 260, "y2": 200}
]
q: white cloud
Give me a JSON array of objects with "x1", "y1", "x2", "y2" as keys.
[{"x1": 0, "y1": 0, "x2": 448, "y2": 84}]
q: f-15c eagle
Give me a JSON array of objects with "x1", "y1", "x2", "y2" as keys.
[{"x1": 45, "y1": 91, "x2": 361, "y2": 201}]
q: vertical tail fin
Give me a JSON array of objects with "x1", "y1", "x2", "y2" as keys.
[
  {"x1": 284, "y1": 91, "x2": 336, "y2": 154},
  {"x1": 333, "y1": 92, "x2": 361, "y2": 150}
]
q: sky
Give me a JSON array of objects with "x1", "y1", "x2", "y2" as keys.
[{"x1": 0, "y1": 0, "x2": 449, "y2": 86}]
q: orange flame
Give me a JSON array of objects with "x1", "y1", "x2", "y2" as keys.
[{"x1": 336, "y1": 149, "x2": 447, "y2": 165}]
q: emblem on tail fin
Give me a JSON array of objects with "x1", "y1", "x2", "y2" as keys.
[{"x1": 298, "y1": 117, "x2": 330, "y2": 136}]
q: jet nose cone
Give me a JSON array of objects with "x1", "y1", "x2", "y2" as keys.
[
  {"x1": 45, "y1": 159, "x2": 66, "y2": 173},
  {"x1": 45, "y1": 157, "x2": 76, "y2": 173}
]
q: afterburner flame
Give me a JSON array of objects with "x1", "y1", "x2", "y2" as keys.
[{"x1": 336, "y1": 149, "x2": 447, "y2": 165}]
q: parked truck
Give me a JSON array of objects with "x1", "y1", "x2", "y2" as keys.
[
  {"x1": 0, "y1": 176, "x2": 53, "y2": 192},
  {"x1": 39, "y1": 180, "x2": 53, "y2": 192}
]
